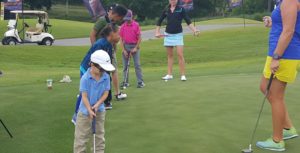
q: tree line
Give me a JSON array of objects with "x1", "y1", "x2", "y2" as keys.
[{"x1": 0, "y1": 0, "x2": 275, "y2": 20}]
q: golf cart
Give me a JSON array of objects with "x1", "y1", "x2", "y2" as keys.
[{"x1": 2, "y1": 10, "x2": 54, "y2": 46}]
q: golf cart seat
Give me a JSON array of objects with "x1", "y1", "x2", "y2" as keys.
[{"x1": 26, "y1": 24, "x2": 44, "y2": 35}]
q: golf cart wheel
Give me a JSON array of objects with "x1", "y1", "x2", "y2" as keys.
[
  {"x1": 6, "y1": 38, "x2": 17, "y2": 45},
  {"x1": 42, "y1": 38, "x2": 53, "y2": 46},
  {"x1": 2, "y1": 37, "x2": 9, "y2": 45}
]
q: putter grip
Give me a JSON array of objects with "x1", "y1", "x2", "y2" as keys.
[
  {"x1": 267, "y1": 73, "x2": 275, "y2": 91},
  {"x1": 92, "y1": 110, "x2": 96, "y2": 134}
]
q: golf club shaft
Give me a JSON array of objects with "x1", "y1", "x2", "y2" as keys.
[
  {"x1": 92, "y1": 111, "x2": 96, "y2": 153},
  {"x1": 0, "y1": 119, "x2": 13, "y2": 138},
  {"x1": 123, "y1": 53, "x2": 130, "y2": 85},
  {"x1": 249, "y1": 73, "x2": 275, "y2": 146}
]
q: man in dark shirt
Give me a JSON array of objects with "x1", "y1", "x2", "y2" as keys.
[{"x1": 90, "y1": 4, "x2": 127, "y2": 44}]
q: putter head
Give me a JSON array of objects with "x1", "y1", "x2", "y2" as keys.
[{"x1": 242, "y1": 149, "x2": 253, "y2": 153}]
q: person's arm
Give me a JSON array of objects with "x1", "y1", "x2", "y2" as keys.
[
  {"x1": 91, "y1": 91, "x2": 109, "y2": 112},
  {"x1": 120, "y1": 38, "x2": 129, "y2": 58},
  {"x1": 270, "y1": 0, "x2": 298, "y2": 74},
  {"x1": 132, "y1": 25, "x2": 142, "y2": 54},
  {"x1": 90, "y1": 18, "x2": 106, "y2": 45},
  {"x1": 80, "y1": 77, "x2": 96, "y2": 119},
  {"x1": 91, "y1": 76, "x2": 110, "y2": 112},
  {"x1": 90, "y1": 28, "x2": 97, "y2": 45},
  {"x1": 155, "y1": 10, "x2": 167, "y2": 37},
  {"x1": 182, "y1": 8, "x2": 200, "y2": 36},
  {"x1": 82, "y1": 92, "x2": 96, "y2": 119}
]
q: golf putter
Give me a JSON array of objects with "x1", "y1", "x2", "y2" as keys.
[
  {"x1": 122, "y1": 53, "x2": 131, "y2": 90},
  {"x1": 92, "y1": 112, "x2": 96, "y2": 153},
  {"x1": 242, "y1": 73, "x2": 275, "y2": 153},
  {"x1": 0, "y1": 119, "x2": 13, "y2": 138}
]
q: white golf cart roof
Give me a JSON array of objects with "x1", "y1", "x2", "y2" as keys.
[{"x1": 10, "y1": 10, "x2": 48, "y2": 15}]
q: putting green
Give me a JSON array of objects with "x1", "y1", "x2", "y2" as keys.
[{"x1": 0, "y1": 26, "x2": 299, "y2": 153}]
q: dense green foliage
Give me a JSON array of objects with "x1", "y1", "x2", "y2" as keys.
[{"x1": 1, "y1": 0, "x2": 274, "y2": 21}]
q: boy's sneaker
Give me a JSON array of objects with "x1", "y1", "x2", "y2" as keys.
[
  {"x1": 71, "y1": 113, "x2": 77, "y2": 125},
  {"x1": 283, "y1": 127, "x2": 299, "y2": 140},
  {"x1": 256, "y1": 138, "x2": 285, "y2": 152},
  {"x1": 105, "y1": 102, "x2": 113, "y2": 110},
  {"x1": 137, "y1": 82, "x2": 146, "y2": 88},
  {"x1": 181, "y1": 75, "x2": 187, "y2": 81},
  {"x1": 162, "y1": 75, "x2": 173, "y2": 80},
  {"x1": 116, "y1": 92, "x2": 127, "y2": 100},
  {"x1": 120, "y1": 82, "x2": 130, "y2": 88}
]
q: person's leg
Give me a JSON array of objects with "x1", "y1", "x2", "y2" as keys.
[
  {"x1": 166, "y1": 46, "x2": 174, "y2": 75},
  {"x1": 270, "y1": 78, "x2": 287, "y2": 142},
  {"x1": 176, "y1": 45, "x2": 186, "y2": 76},
  {"x1": 261, "y1": 77, "x2": 287, "y2": 142},
  {"x1": 104, "y1": 75, "x2": 112, "y2": 109},
  {"x1": 93, "y1": 111, "x2": 106, "y2": 153},
  {"x1": 283, "y1": 109, "x2": 293, "y2": 129},
  {"x1": 122, "y1": 50, "x2": 129, "y2": 84},
  {"x1": 74, "y1": 112, "x2": 92, "y2": 153},
  {"x1": 112, "y1": 70, "x2": 120, "y2": 94},
  {"x1": 133, "y1": 49, "x2": 143, "y2": 84}
]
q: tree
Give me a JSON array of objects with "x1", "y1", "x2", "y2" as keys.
[{"x1": 25, "y1": 0, "x2": 52, "y2": 10}]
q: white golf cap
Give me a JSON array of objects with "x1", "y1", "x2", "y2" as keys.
[{"x1": 91, "y1": 50, "x2": 115, "y2": 72}]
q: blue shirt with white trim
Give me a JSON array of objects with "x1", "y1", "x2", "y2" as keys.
[
  {"x1": 80, "y1": 38, "x2": 113, "y2": 76},
  {"x1": 78, "y1": 68, "x2": 110, "y2": 116}
]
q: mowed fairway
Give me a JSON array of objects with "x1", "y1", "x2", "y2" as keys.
[{"x1": 1, "y1": 26, "x2": 300, "y2": 153}]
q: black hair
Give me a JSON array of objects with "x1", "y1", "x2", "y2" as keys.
[
  {"x1": 100, "y1": 24, "x2": 119, "y2": 38},
  {"x1": 90, "y1": 62, "x2": 105, "y2": 72},
  {"x1": 109, "y1": 4, "x2": 128, "y2": 17}
]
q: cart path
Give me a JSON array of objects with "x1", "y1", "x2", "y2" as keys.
[{"x1": 53, "y1": 24, "x2": 260, "y2": 46}]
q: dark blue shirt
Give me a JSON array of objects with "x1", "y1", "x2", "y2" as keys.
[
  {"x1": 80, "y1": 38, "x2": 113, "y2": 76},
  {"x1": 157, "y1": 5, "x2": 192, "y2": 34}
]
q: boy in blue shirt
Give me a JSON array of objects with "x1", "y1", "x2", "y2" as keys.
[{"x1": 74, "y1": 50, "x2": 115, "y2": 153}]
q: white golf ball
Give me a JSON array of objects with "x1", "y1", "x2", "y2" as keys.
[
  {"x1": 165, "y1": 80, "x2": 168, "y2": 82},
  {"x1": 124, "y1": 87, "x2": 127, "y2": 89}
]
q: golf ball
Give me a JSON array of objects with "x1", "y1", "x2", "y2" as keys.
[
  {"x1": 165, "y1": 80, "x2": 168, "y2": 82},
  {"x1": 124, "y1": 87, "x2": 127, "y2": 89}
]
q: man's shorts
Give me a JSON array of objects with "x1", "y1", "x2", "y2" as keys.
[{"x1": 263, "y1": 56, "x2": 300, "y2": 83}]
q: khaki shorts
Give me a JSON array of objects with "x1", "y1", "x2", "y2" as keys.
[{"x1": 74, "y1": 111, "x2": 106, "y2": 153}]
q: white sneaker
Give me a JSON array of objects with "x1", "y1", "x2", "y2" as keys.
[
  {"x1": 162, "y1": 75, "x2": 173, "y2": 80},
  {"x1": 116, "y1": 92, "x2": 127, "y2": 100},
  {"x1": 181, "y1": 75, "x2": 187, "y2": 81}
]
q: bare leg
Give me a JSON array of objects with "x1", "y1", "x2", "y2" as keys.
[
  {"x1": 284, "y1": 111, "x2": 293, "y2": 129},
  {"x1": 260, "y1": 76, "x2": 288, "y2": 142},
  {"x1": 166, "y1": 47, "x2": 174, "y2": 75},
  {"x1": 112, "y1": 70, "x2": 120, "y2": 95},
  {"x1": 176, "y1": 45, "x2": 186, "y2": 76}
]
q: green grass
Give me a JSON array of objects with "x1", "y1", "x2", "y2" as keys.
[
  {"x1": 197, "y1": 17, "x2": 262, "y2": 25},
  {"x1": 1, "y1": 26, "x2": 300, "y2": 153},
  {"x1": 0, "y1": 19, "x2": 94, "y2": 40},
  {"x1": 48, "y1": 4, "x2": 91, "y2": 22}
]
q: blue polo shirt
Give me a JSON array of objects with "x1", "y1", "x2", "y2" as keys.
[
  {"x1": 80, "y1": 38, "x2": 113, "y2": 76},
  {"x1": 79, "y1": 68, "x2": 110, "y2": 116}
]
